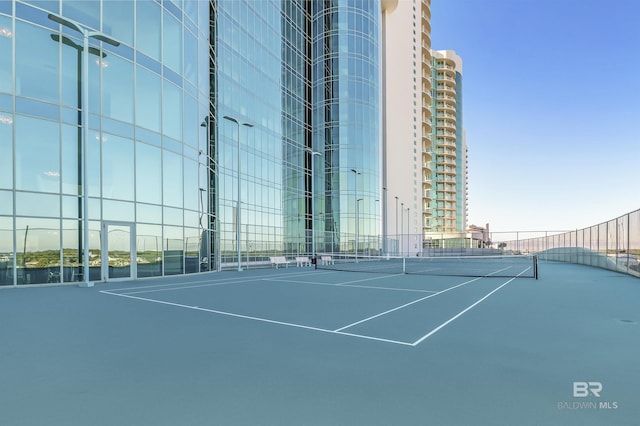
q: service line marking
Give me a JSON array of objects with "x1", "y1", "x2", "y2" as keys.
[{"x1": 411, "y1": 267, "x2": 531, "y2": 346}]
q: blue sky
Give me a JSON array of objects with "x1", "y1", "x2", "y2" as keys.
[{"x1": 430, "y1": 0, "x2": 640, "y2": 232}]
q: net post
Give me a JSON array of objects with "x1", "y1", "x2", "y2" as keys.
[
  {"x1": 533, "y1": 255, "x2": 538, "y2": 279},
  {"x1": 402, "y1": 257, "x2": 406, "y2": 274}
]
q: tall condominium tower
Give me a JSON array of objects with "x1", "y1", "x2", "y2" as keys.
[
  {"x1": 382, "y1": 0, "x2": 432, "y2": 255},
  {"x1": 430, "y1": 49, "x2": 466, "y2": 234}
]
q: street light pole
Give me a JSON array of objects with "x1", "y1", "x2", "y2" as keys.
[
  {"x1": 199, "y1": 117, "x2": 211, "y2": 272},
  {"x1": 407, "y1": 207, "x2": 410, "y2": 256},
  {"x1": 356, "y1": 198, "x2": 363, "y2": 262},
  {"x1": 395, "y1": 196, "x2": 398, "y2": 255},
  {"x1": 305, "y1": 148, "x2": 322, "y2": 260},
  {"x1": 400, "y1": 202, "x2": 404, "y2": 256},
  {"x1": 350, "y1": 169, "x2": 360, "y2": 258},
  {"x1": 223, "y1": 115, "x2": 253, "y2": 272},
  {"x1": 48, "y1": 13, "x2": 119, "y2": 288},
  {"x1": 382, "y1": 187, "x2": 387, "y2": 254}
]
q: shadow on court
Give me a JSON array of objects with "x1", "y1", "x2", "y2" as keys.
[{"x1": 1, "y1": 262, "x2": 639, "y2": 425}]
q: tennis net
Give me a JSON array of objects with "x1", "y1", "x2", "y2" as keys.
[{"x1": 315, "y1": 253, "x2": 538, "y2": 278}]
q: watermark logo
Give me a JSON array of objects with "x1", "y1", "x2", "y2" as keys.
[
  {"x1": 573, "y1": 381, "x2": 602, "y2": 397},
  {"x1": 557, "y1": 381, "x2": 619, "y2": 410}
]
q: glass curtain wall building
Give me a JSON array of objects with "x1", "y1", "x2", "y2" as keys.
[
  {"x1": 215, "y1": 0, "x2": 314, "y2": 266},
  {"x1": 0, "y1": 0, "x2": 212, "y2": 285},
  {"x1": 312, "y1": 0, "x2": 382, "y2": 255},
  {"x1": 0, "y1": 0, "x2": 382, "y2": 285}
]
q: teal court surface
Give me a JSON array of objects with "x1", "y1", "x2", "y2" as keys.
[{"x1": 1, "y1": 261, "x2": 639, "y2": 426}]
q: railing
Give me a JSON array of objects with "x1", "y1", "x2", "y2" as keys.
[{"x1": 491, "y1": 209, "x2": 640, "y2": 278}]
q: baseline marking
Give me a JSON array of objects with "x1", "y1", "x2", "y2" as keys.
[{"x1": 100, "y1": 290, "x2": 414, "y2": 347}]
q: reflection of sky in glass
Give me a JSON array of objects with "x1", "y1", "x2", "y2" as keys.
[{"x1": 15, "y1": 116, "x2": 60, "y2": 193}]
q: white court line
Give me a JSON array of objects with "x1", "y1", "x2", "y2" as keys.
[
  {"x1": 106, "y1": 275, "x2": 262, "y2": 293},
  {"x1": 261, "y1": 277, "x2": 437, "y2": 294},
  {"x1": 105, "y1": 269, "x2": 334, "y2": 293},
  {"x1": 99, "y1": 290, "x2": 413, "y2": 347},
  {"x1": 117, "y1": 277, "x2": 269, "y2": 296},
  {"x1": 411, "y1": 267, "x2": 531, "y2": 346},
  {"x1": 330, "y1": 265, "x2": 516, "y2": 333},
  {"x1": 333, "y1": 276, "x2": 484, "y2": 332},
  {"x1": 335, "y1": 273, "x2": 405, "y2": 286}
]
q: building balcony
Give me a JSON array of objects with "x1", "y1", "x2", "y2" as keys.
[
  {"x1": 436, "y1": 102, "x2": 456, "y2": 113},
  {"x1": 436, "y1": 73, "x2": 455, "y2": 82},
  {"x1": 436, "y1": 84, "x2": 456, "y2": 94},
  {"x1": 436, "y1": 139, "x2": 455, "y2": 149},
  {"x1": 422, "y1": 78, "x2": 432, "y2": 92},
  {"x1": 436, "y1": 120, "x2": 455, "y2": 130},
  {"x1": 435, "y1": 94, "x2": 456, "y2": 103}
]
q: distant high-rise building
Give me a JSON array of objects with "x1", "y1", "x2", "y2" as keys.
[
  {"x1": 382, "y1": 0, "x2": 432, "y2": 255},
  {"x1": 430, "y1": 49, "x2": 466, "y2": 234}
]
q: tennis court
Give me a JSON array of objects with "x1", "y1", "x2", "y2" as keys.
[{"x1": 1, "y1": 261, "x2": 639, "y2": 425}]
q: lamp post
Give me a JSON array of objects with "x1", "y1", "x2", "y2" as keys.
[
  {"x1": 356, "y1": 198, "x2": 363, "y2": 261},
  {"x1": 382, "y1": 187, "x2": 387, "y2": 254},
  {"x1": 48, "y1": 13, "x2": 119, "y2": 288},
  {"x1": 400, "y1": 202, "x2": 404, "y2": 256},
  {"x1": 199, "y1": 118, "x2": 209, "y2": 271},
  {"x1": 223, "y1": 115, "x2": 253, "y2": 272},
  {"x1": 305, "y1": 148, "x2": 322, "y2": 260},
  {"x1": 407, "y1": 207, "x2": 410, "y2": 256},
  {"x1": 375, "y1": 199, "x2": 379, "y2": 254},
  {"x1": 394, "y1": 196, "x2": 399, "y2": 255},
  {"x1": 350, "y1": 169, "x2": 360, "y2": 258},
  {"x1": 49, "y1": 34, "x2": 104, "y2": 281}
]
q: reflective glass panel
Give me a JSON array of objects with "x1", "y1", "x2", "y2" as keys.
[
  {"x1": 0, "y1": 114, "x2": 12, "y2": 188},
  {"x1": 183, "y1": 158, "x2": 198, "y2": 211},
  {"x1": 15, "y1": 21, "x2": 59, "y2": 102},
  {"x1": 162, "y1": 80, "x2": 182, "y2": 140},
  {"x1": 136, "y1": 0, "x2": 161, "y2": 61},
  {"x1": 87, "y1": 129, "x2": 101, "y2": 197},
  {"x1": 15, "y1": 217, "x2": 61, "y2": 285},
  {"x1": 0, "y1": 14, "x2": 12, "y2": 94},
  {"x1": 61, "y1": 194, "x2": 80, "y2": 218},
  {"x1": 106, "y1": 223, "x2": 132, "y2": 279},
  {"x1": 163, "y1": 206, "x2": 183, "y2": 226},
  {"x1": 103, "y1": 199, "x2": 134, "y2": 222},
  {"x1": 135, "y1": 142, "x2": 162, "y2": 205},
  {"x1": 61, "y1": 218, "x2": 81, "y2": 282},
  {"x1": 135, "y1": 66, "x2": 161, "y2": 132},
  {"x1": 102, "y1": 54, "x2": 134, "y2": 123},
  {"x1": 136, "y1": 223, "x2": 161, "y2": 277},
  {"x1": 103, "y1": 0, "x2": 134, "y2": 46},
  {"x1": 15, "y1": 116, "x2": 60, "y2": 193},
  {"x1": 15, "y1": 191, "x2": 60, "y2": 217},
  {"x1": 0, "y1": 216, "x2": 13, "y2": 286},
  {"x1": 163, "y1": 225, "x2": 183, "y2": 275},
  {"x1": 61, "y1": 0, "x2": 100, "y2": 31},
  {"x1": 184, "y1": 227, "x2": 200, "y2": 273},
  {"x1": 0, "y1": 190, "x2": 11, "y2": 215},
  {"x1": 136, "y1": 203, "x2": 162, "y2": 224},
  {"x1": 162, "y1": 10, "x2": 182, "y2": 73},
  {"x1": 163, "y1": 150, "x2": 183, "y2": 208},
  {"x1": 102, "y1": 134, "x2": 134, "y2": 201},
  {"x1": 61, "y1": 123, "x2": 80, "y2": 195},
  {"x1": 183, "y1": 30, "x2": 197, "y2": 87}
]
